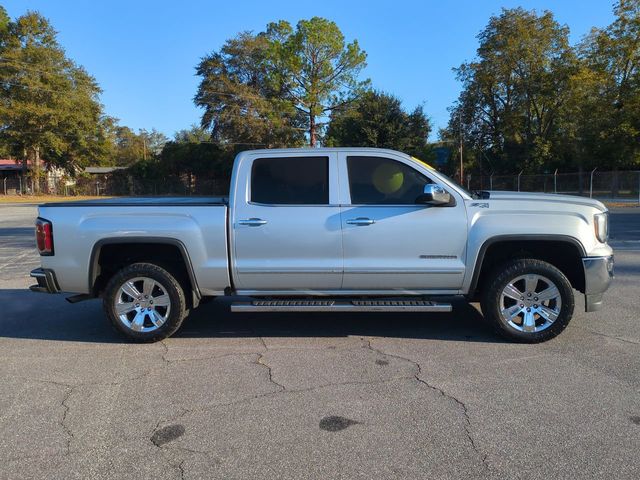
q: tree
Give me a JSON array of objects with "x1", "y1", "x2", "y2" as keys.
[
  {"x1": 158, "y1": 126, "x2": 232, "y2": 193},
  {"x1": 325, "y1": 90, "x2": 432, "y2": 158},
  {"x1": 195, "y1": 17, "x2": 368, "y2": 148},
  {"x1": 195, "y1": 29, "x2": 306, "y2": 149},
  {"x1": 445, "y1": 8, "x2": 576, "y2": 173},
  {"x1": 139, "y1": 128, "x2": 168, "y2": 158},
  {"x1": 100, "y1": 123, "x2": 168, "y2": 166},
  {"x1": 568, "y1": 0, "x2": 640, "y2": 169},
  {"x1": 275, "y1": 17, "x2": 369, "y2": 146},
  {"x1": 0, "y1": 10, "x2": 106, "y2": 191}
]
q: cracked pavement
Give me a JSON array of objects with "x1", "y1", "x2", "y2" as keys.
[{"x1": 0, "y1": 204, "x2": 639, "y2": 479}]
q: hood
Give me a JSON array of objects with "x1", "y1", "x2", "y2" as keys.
[{"x1": 480, "y1": 191, "x2": 607, "y2": 212}]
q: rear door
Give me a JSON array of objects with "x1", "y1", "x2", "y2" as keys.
[
  {"x1": 338, "y1": 152, "x2": 467, "y2": 292},
  {"x1": 231, "y1": 152, "x2": 343, "y2": 291}
]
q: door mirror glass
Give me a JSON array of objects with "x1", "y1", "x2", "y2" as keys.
[{"x1": 416, "y1": 184, "x2": 452, "y2": 206}]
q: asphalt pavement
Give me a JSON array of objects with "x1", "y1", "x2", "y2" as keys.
[{"x1": 0, "y1": 203, "x2": 638, "y2": 480}]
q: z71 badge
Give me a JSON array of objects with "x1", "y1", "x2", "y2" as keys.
[{"x1": 470, "y1": 202, "x2": 489, "y2": 208}]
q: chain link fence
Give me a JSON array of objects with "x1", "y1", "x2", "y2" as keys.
[
  {"x1": 2, "y1": 169, "x2": 640, "y2": 204},
  {"x1": 465, "y1": 170, "x2": 640, "y2": 203},
  {"x1": 1, "y1": 172, "x2": 229, "y2": 197}
]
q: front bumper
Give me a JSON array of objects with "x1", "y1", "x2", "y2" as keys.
[
  {"x1": 582, "y1": 255, "x2": 614, "y2": 312},
  {"x1": 30, "y1": 268, "x2": 61, "y2": 294}
]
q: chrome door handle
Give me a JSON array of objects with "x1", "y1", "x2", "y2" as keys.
[
  {"x1": 238, "y1": 218, "x2": 267, "y2": 227},
  {"x1": 346, "y1": 217, "x2": 375, "y2": 226}
]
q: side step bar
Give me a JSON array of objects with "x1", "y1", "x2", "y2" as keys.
[{"x1": 230, "y1": 299, "x2": 452, "y2": 313}]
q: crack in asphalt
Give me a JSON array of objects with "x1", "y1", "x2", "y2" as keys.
[
  {"x1": 255, "y1": 337, "x2": 286, "y2": 393},
  {"x1": 577, "y1": 326, "x2": 640, "y2": 346},
  {"x1": 16, "y1": 379, "x2": 76, "y2": 456},
  {"x1": 364, "y1": 338, "x2": 490, "y2": 472},
  {"x1": 15, "y1": 337, "x2": 491, "y2": 472},
  {"x1": 59, "y1": 385, "x2": 75, "y2": 455}
]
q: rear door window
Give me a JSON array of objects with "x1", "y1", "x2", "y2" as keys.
[{"x1": 251, "y1": 156, "x2": 329, "y2": 205}]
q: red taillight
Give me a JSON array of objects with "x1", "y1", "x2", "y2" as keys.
[{"x1": 35, "y1": 218, "x2": 54, "y2": 255}]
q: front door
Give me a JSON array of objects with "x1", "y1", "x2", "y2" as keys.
[
  {"x1": 232, "y1": 153, "x2": 343, "y2": 291},
  {"x1": 338, "y1": 153, "x2": 467, "y2": 292}
]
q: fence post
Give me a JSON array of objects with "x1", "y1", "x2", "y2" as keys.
[
  {"x1": 3, "y1": 177, "x2": 6, "y2": 195},
  {"x1": 18, "y1": 175, "x2": 22, "y2": 195},
  {"x1": 467, "y1": 174, "x2": 471, "y2": 190},
  {"x1": 554, "y1": 169, "x2": 558, "y2": 194},
  {"x1": 517, "y1": 170, "x2": 523, "y2": 192},
  {"x1": 490, "y1": 173, "x2": 493, "y2": 190},
  {"x1": 589, "y1": 167, "x2": 597, "y2": 198}
]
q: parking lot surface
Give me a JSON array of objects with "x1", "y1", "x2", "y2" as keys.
[{"x1": 1, "y1": 204, "x2": 639, "y2": 480}]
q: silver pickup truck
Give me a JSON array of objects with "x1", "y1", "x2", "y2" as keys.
[{"x1": 30, "y1": 148, "x2": 614, "y2": 343}]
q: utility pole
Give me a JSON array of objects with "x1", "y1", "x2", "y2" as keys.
[
  {"x1": 459, "y1": 110, "x2": 464, "y2": 185},
  {"x1": 143, "y1": 136, "x2": 147, "y2": 161}
]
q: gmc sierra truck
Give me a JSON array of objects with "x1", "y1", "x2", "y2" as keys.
[{"x1": 29, "y1": 148, "x2": 614, "y2": 343}]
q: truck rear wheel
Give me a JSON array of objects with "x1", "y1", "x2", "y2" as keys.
[
  {"x1": 480, "y1": 258, "x2": 574, "y2": 343},
  {"x1": 103, "y1": 263, "x2": 187, "y2": 342}
]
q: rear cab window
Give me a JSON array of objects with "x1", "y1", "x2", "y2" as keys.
[{"x1": 251, "y1": 156, "x2": 329, "y2": 205}]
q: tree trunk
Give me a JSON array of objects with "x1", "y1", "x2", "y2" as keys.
[
  {"x1": 578, "y1": 165, "x2": 584, "y2": 195},
  {"x1": 611, "y1": 168, "x2": 619, "y2": 198},
  {"x1": 33, "y1": 146, "x2": 41, "y2": 194},
  {"x1": 309, "y1": 113, "x2": 316, "y2": 147}
]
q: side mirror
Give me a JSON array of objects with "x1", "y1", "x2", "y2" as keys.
[{"x1": 416, "y1": 184, "x2": 452, "y2": 206}]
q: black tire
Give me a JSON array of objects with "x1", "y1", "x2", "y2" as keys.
[
  {"x1": 103, "y1": 262, "x2": 187, "y2": 342},
  {"x1": 480, "y1": 258, "x2": 575, "y2": 343}
]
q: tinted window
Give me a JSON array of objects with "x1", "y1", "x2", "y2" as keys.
[
  {"x1": 347, "y1": 156, "x2": 431, "y2": 205},
  {"x1": 251, "y1": 156, "x2": 329, "y2": 205}
]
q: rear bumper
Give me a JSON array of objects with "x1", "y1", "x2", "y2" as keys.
[
  {"x1": 30, "y1": 268, "x2": 61, "y2": 294},
  {"x1": 582, "y1": 255, "x2": 614, "y2": 312}
]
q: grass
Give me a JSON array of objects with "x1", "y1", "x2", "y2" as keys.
[{"x1": 0, "y1": 195, "x2": 110, "y2": 203}]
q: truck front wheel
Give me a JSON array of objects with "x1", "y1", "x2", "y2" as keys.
[
  {"x1": 103, "y1": 263, "x2": 187, "y2": 342},
  {"x1": 480, "y1": 258, "x2": 575, "y2": 343}
]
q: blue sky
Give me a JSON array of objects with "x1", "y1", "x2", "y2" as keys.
[{"x1": 4, "y1": 0, "x2": 615, "y2": 140}]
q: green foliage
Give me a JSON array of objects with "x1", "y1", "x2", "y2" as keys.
[
  {"x1": 97, "y1": 121, "x2": 168, "y2": 167},
  {"x1": 195, "y1": 17, "x2": 368, "y2": 148},
  {"x1": 444, "y1": 8, "x2": 576, "y2": 173},
  {"x1": 0, "y1": 10, "x2": 107, "y2": 187},
  {"x1": 276, "y1": 17, "x2": 369, "y2": 146},
  {"x1": 159, "y1": 126, "x2": 231, "y2": 179},
  {"x1": 446, "y1": 2, "x2": 640, "y2": 173},
  {"x1": 195, "y1": 29, "x2": 306, "y2": 149},
  {"x1": 325, "y1": 90, "x2": 432, "y2": 158},
  {"x1": 567, "y1": 0, "x2": 640, "y2": 169}
]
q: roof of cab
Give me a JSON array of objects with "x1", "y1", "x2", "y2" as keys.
[{"x1": 238, "y1": 147, "x2": 409, "y2": 157}]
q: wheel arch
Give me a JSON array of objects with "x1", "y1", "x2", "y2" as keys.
[
  {"x1": 467, "y1": 235, "x2": 586, "y2": 299},
  {"x1": 89, "y1": 237, "x2": 201, "y2": 307}
]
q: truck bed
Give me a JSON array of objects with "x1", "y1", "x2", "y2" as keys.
[{"x1": 38, "y1": 198, "x2": 230, "y2": 296}]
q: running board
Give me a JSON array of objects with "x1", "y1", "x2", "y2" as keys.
[{"x1": 230, "y1": 299, "x2": 452, "y2": 313}]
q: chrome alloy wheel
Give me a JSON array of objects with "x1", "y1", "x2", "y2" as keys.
[
  {"x1": 499, "y1": 274, "x2": 562, "y2": 333},
  {"x1": 114, "y1": 276, "x2": 171, "y2": 333}
]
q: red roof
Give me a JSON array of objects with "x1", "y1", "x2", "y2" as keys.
[{"x1": 0, "y1": 159, "x2": 30, "y2": 170}]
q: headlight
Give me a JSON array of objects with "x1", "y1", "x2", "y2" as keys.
[{"x1": 594, "y1": 212, "x2": 609, "y2": 243}]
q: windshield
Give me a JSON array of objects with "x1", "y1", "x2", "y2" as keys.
[{"x1": 411, "y1": 156, "x2": 474, "y2": 198}]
